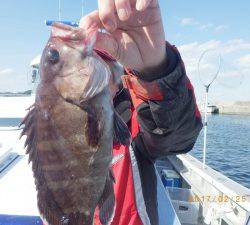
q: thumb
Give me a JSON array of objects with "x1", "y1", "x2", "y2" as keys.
[{"x1": 95, "y1": 32, "x2": 121, "y2": 61}]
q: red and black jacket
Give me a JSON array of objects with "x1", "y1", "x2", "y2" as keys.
[{"x1": 94, "y1": 43, "x2": 202, "y2": 225}]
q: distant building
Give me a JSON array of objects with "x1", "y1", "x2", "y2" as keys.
[
  {"x1": 207, "y1": 105, "x2": 219, "y2": 114},
  {"x1": 199, "y1": 103, "x2": 219, "y2": 114}
]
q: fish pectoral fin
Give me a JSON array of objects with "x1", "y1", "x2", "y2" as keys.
[
  {"x1": 80, "y1": 57, "x2": 111, "y2": 101},
  {"x1": 98, "y1": 173, "x2": 116, "y2": 225},
  {"x1": 113, "y1": 110, "x2": 131, "y2": 147}
]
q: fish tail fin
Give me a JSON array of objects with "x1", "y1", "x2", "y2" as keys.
[
  {"x1": 113, "y1": 110, "x2": 131, "y2": 147},
  {"x1": 98, "y1": 171, "x2": 116, "y2": 225}
]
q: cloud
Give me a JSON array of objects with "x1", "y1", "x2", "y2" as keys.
[
  {"x1": 198, "y1": 23, "x2": 213, "y2": 31},
  {"x1": 180, "y1": 18, "x2": 199, "y2": 26},
  {"x1": 221, "y1": 39, "x2": 250, "y2": 54},
  {"x1": 219, "y1": 70, "x2": 243, "y2": 78},
  {"x1": 215, "y1": 25, "x2": 229, "y2": 32},
  {"x1": 0, "y1": 68, "x2": 14, "y2": 75},
  {"x1": 180, "y1": 17, "x2": 228, "y2": 33},
  {"x1": 238, "y1": 54, "x2": 250, "y2": 68}
]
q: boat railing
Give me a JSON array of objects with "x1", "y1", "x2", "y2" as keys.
[{"x1": 168, "y1": 154, "x2": 250, "y2": 225}]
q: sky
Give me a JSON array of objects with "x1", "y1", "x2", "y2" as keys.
[{"x1": 0, "y1": 0, "x2": 249, "y2": 103}]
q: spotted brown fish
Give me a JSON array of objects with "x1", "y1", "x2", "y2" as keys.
[{"x1": 20, "y1": 23, "x2": 131, "y2": 225}]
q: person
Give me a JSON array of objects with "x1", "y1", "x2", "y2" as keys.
[{"x1": 80, "y1": 0, "x2": 203, "y2": 224}]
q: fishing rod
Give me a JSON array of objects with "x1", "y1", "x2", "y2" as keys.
[{"x1": 198, "y1": 49, "x2": 222, "y2": 169}]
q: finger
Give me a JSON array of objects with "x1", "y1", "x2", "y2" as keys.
[
  {"x1": 136, "y1": 0, "x2": 152, "y2": 11},
  {"x1": 94, "y1": 32, "x2": 121, "y2": 61},
  {"x1": 115, "y1": 0, "x2": 132, "y2": 21},
  {"x1": 79, "y1": 10, "x2": 104, "y2": 30},
  {"x1": 98, "y1": 0, "x2": 117, "y2": 32}
]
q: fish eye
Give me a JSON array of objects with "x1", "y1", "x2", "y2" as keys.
[{"x1": 48, "y1": 49, "x2": 60, "y2": 64}]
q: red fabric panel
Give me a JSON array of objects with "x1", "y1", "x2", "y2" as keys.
[
  {"x1": 131, "y1": 109, "x2": 140, "y2": 139},
  {"x1": 122, "y1": 74, "x2": 163, "y2": 101},
  {"x1": 126, "y1": 85, "x2": 144, "y2": 113}
]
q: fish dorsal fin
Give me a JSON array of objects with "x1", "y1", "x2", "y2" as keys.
[{"x1": 80, "y1": 56, "x2": 111, "y2": 101}]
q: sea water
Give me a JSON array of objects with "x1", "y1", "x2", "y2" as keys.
[{"x1": 192, "y1": 114, "x2": 250, "y2": 189}]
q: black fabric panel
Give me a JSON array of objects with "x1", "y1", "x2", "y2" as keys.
[
  {"x1": 136, "y1": 100, "x2": 202, "y2": 159},
  {"x1": 135, "y1": 59, "x2": 202, "y2": 160},
  {"x1": 133, "y1": 142, "x2": 159, "y2": 225},
  {"x1": 113, "y1": 88, "x2": 132, "y2": 124}
]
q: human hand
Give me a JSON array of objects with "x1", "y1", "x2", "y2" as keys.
[{"x1": 80, "y1": 0, "x2": 166, "y2": 74}]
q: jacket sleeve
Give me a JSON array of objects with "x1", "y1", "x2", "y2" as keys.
[{"x1": 122, "y1": 43, "x2": 203, "y2": 160}]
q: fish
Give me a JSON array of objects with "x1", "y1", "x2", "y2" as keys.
[{"x1": 20, "y1": 23, "x2": 131, "y2": 225}]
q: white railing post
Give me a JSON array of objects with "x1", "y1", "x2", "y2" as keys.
[{"x1": 203, "y1": 86, "x2": 209, "y2": 168}]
